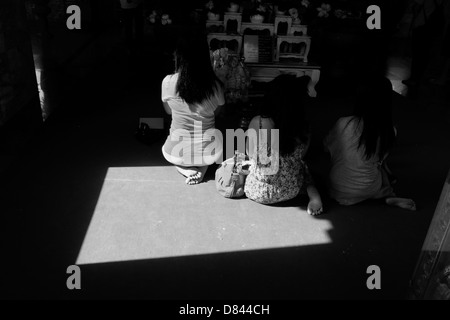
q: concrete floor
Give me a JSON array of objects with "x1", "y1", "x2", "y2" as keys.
[{"x1": 1, "y1": 26, "x2": 450, "y2": 300}]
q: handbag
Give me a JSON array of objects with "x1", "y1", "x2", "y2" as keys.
[{"x1": 215, "y1": 151, "x2": 251, "y2": 198}]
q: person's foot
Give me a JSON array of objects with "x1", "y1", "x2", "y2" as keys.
[
  {"x1": 176, "y1": 166, "x2": 208, "y2": 185},
  {"x1": 185, "y1": 171, "x2": 204, "y2": 185},
  {"x1": 307, "y1": 198, "x2": 324, "y2": 216},
  {"x1": 175, "y1": 166, "x2": 197, "y2": 177},
  {"x1": 385, "y1": 197, "x2": 416, "y2": 211}
]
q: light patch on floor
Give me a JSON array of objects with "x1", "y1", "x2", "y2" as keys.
[
  {"x1": 386, "y1": 56, "x2": 411, "y2": 96},
  {"x1": 76, "y1": 166, "x2": 333, "y2": 265}
]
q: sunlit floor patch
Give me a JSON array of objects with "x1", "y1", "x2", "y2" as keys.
[
  {"x1": 76, "y1": 166, "x2": 332, "y2": 265},
  {"x1": 386, "y1": 56, "x2": 411, "y2": 96}
]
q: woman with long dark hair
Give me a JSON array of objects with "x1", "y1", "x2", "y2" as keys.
[
  {"x1": 244, "y1": 75, "x2": 323, "y2": 214},
  {"x1": 324, "y1": 76, "x2": 416, "y2": 210},
  {"x1": 161, "y1": 33, "x2": 224, "y2": 184}
]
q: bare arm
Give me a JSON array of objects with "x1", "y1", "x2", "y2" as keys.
[{"x1": 162, "y1": 101, "x2": 171, "y2": 115}]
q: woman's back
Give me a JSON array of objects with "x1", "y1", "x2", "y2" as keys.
[
  {"x1": 324, "y1": 116, "x2": 384, "y2": 205},
  {"x1": 162, "y1": 73, "x2": 224, "y2": 167},
  {"x1": 162, "y1": 73, "x2": 223, "y2": 134}
]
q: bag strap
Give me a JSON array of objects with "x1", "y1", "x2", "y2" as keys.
[{"x1": 232, "y1": 151, "x2": 238, "y2": 174}]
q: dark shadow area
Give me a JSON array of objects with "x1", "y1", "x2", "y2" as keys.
[
  {"x1": 36, "y1": 242, "x2": 404, "y2": 300},
  {"x1": 0, "y1": 4, "x2": 174, "y2": 299},
  {"x1": 276, "y1": 22, "x2": 288, "y2": 36},
  {"x1": 226, "y1": 19, "x2": 239, "y2": 35}
]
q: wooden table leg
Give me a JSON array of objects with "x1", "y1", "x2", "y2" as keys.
[{"x1": 308, "y1": 69, "x2": 320, "y2": 98}]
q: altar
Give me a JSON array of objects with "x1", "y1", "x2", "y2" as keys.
[{"x1": 206, "y1": 6, "x2": 321, "y2": 99}]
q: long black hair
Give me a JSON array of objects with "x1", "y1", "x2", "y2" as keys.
[
  {"x1": 260, "y1": 74, "x2": 310, "y2": 156},
  {"x1": 174, "y1": 32, "x2": 221, "y2": 105},
  {"x1": 352, "y1": 76, "x2": 396, "y2": 160}
]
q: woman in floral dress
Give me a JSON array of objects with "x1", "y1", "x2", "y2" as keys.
[{"x1": 244, "y1": 75, "x2": 323, "y2": 215}]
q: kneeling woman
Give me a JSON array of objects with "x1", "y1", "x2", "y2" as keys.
[{"x1": 161, "y1": 34, "x2": 224, "y2": 184}]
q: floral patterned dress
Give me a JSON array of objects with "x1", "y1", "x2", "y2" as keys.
[{"x1": 244, "y1": 139, "x2": 313, "y2": 205}]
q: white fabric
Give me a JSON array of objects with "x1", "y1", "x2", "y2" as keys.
[
  {"x1": 324, "y1": 116, "x2": 392, "y2": 205},
  {"x1": 161, "y1": 73, "x2": 225, "y2": 166}
]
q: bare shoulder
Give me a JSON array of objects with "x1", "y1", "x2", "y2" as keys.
[
  {"x1": 162, "y1": 73, "x2": 178, "y2": 85},
  {"x1": 248, "y1": 116, "x2": 260, "y2": 130},
  {"x1": 249, "y1": 115, "x2": 275, "y2": 130}
]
